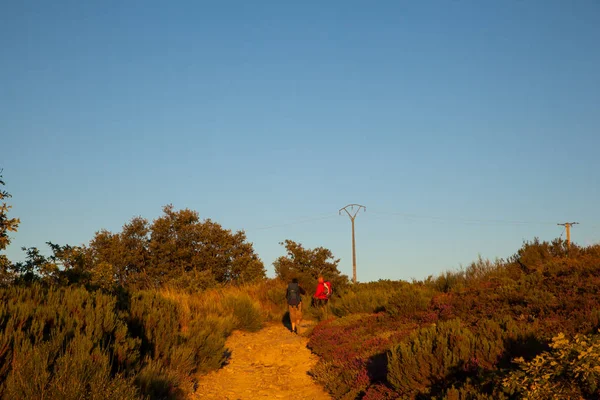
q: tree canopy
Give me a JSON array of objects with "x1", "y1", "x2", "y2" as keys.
[
  {"x1": 273, "y1": 239, "x2": 348, "y2": 294},
  {"x1": 88, "y1": 205, "x2": 266, "y2": 290}
]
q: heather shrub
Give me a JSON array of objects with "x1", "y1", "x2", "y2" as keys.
[
  {"x1": 309, "y1": 313, "x2": 416, "y2": 398},
  {"x1": 386, "y1": 284, "x2": 434, "y2": 320},
  {"x1": 222, "y1": 292, "x2": 264, "y2": 332},
  {"x1": 362, "y1": 383, "x2": 400, "y2": 400},
  {"x1": 174, "y1": 280, "x2": 283, "y2": 326},
  {"x1": 387, "y1": 319, "x2": 506, "y2": 397},
  {"x1": 244, "y1": 278, "x2": 288, "y2": 321},
  {"x1": 442, "y1": 383, "x2": 503, "y2": 400},
  {"x1": 330, "y1": 280, "x2": 409, "y2": 317},
  {"x1": 307, "y1": 240, "x2": 600, "y2": 398},
  {"x1": 127, "y1": 291, "x2": 231, "y2": 397},
  {"x1": 510, "y1": 238, "x2": 569, "y2": 272},
  {"x1": 428, "y1": 257, "x2": 503, "y2": 293},
  {"x1": 330, "y1": 289, "x2": 391, "y2": 317},
  {"x1": 0, "y1": 285, "x2": 142, "y2": 399},
  {"x1": 0, "y1": 284, "x2": 247, "y2": 400},
  {"x1": 430, "y1": 269, "x2": 466, "y2": 293},
  {"x1": 3, "y1": 333, "x2": 140, "y2": 400},
  {"x1": 463, "y1": 256, "x2": 504, "y2": 283}
]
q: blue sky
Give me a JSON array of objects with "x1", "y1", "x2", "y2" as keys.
[{"x1": 2, "y1": 1, "x2": 599, "y2": 282}]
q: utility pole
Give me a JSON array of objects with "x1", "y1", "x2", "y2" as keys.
[
  {"x1": 339, "y1": 204, "x2": 366, "y2": 284},
  {"x1": 557, "y1": 222, "x2": 579, "y2": 247}
]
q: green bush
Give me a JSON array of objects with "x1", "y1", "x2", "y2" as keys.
[
  {"x1": 503, "y1": 331, "x2": 600, "y2": 399},
  {"x1": 386, "y1": 285, "x2": 434, "y2": 319},
  {"x1": 0, "y1": 285, "x2": 240, "y2": 400},
  {"x1": 0, "y1": 285, "x2": 142, "y2": 399},
  {"x1": 442, "y1": 383, "x2": 503, "y2": 400},
  {"x1": 3, "y1": 333, "x2": 140, "y2": 400},
  {"x1": 128, "y1": 291, "x2": 231, "y2": 397},
  {"x1": 330, "y1": 290, "x2": 391, "y2": 317},
  {"x1": 222, "y1": 293, "x2": 264, "y2": 332},
  {"x1": 330, "y1": 280, "x2": 409, "y2": 317},
  {"x1": 387, "y1": 319, "x2": 506, "y2": 397},
  {"x1": 136, "y1": 358, "x2": 187, "y2": 400}
]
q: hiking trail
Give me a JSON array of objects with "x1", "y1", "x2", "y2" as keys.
[{"x1": 193, "y1": 321, "x2": 331, "y2": 400}]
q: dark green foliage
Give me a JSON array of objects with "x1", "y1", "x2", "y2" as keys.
[
  {"x1": 273, "y1": 239, "x2": 349, "y2": 296},
  {"x1": 386, "y1": 283, "x2": 434, "y2": 320},
  {"x1": 327, "y1": 280, "x2": 413, "y2": 317},
  {"x1": 387, "y1": 319, "x2": 507, "y2": 397},
  {"x1": 503, "y1": 331, "x2": 600, "y2": 399},
  {"x1": 0, "y1": 285, "x2": 142, "y2": 399},
  {"x1": 0, "y1": 284, "x2": 241, "y2": 400},
  {"x1": 9, "y1": 243, "x2": 90, "y2": 287},
  {"x1": 223, "y1": 293, "x2": 264, "y2": 332},
  {"x1": 127, "y1": 291, "x2": 230, "y2": 397},
  {"x1": 87, "y1": 205, "x2": 266, "y2": 290},
  {"x1": 3, "y1": 333, "x2": 140, "y2": 400}
]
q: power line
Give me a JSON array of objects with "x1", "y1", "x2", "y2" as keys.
[
  {"x1": 243, "y1": 208, "x2": 598, "y2": 241},
  {"x1": 370, "y1": 211, "x2": 557, "y2": 226},
  {"x1": 246, "y1": 214, "x2": 338, "y2": 232}
]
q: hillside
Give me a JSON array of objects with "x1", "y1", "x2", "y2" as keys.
[
  {"x1": 305, "y1": 239, "x2": 600, "y2": 399},
  {"x1": 3, "y1": 175, "x2": 600, "y2": 399}
]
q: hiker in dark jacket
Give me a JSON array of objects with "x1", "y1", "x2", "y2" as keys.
[{"x1": 286, "y1": 278, "x2": 306, "y2": 334}]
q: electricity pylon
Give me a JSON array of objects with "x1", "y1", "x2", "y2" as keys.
[
  {"x1": 557, "y1": 222, "x2": 579, "y2": 247},
  {"x1": 339, "y1": 204, "x2": 366, "y2": 284}
]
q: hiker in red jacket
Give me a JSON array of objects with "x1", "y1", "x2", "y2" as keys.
[{"x1": 313, "y1": 276, "x2": 330, "y2": 308}]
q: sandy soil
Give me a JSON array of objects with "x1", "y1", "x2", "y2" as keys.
[{"x1": 193, "y1": 322, "x2": 331, "y2": 400}]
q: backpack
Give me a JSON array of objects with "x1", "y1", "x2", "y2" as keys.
[
  {"x1": 323, "y1": 281, "x2": 332, "y2": 299},
  {"x1": 287, "y1": 282, "x2": 301, "y2": 306}
]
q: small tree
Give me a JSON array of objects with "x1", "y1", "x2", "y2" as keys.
[
  {"x1": 0, "y1": 171, "x2": 20, "y2": 285},
  {"x1": 273, "y1": 239, "x2": 348, "y2": 294}
]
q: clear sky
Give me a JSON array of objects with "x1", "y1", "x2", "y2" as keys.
[{"x1": 2, "y1": 1, "x2": 599, "y2": 282}]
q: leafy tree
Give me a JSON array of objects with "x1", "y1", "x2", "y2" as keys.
[
  {"x1": 0, "y1": 171, "x2": 20, "y2": 285},
  {"x1": 88, "y1": 205, "x2": 266, "y2": 289},
  {"x1": 11, "y1": 246, "x2": 51, "y2": 284},
  {"x1": 10, "y1": 242, "x2": 89, "y2": 286},
  {"x1": 46, "y1": 242, "x2": 89, "y2": 285},
  {"x1": 148, "y1": 205, "x2": 265, "y2": 286},
  {"x1": 273, "y1": 239, "x2": 348, "y2": 293},
  {"x1": 88, "y1": 217, "x2": 150, "y2": 288}
]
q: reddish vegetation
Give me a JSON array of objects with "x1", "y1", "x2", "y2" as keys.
[{"x1": 307, "y1": 239, "x2": 600, "y2": 399}]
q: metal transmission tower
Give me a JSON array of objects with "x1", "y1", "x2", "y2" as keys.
[
  {"x1": 339, "y1": 204, "x2": 366, "y2": 284},
  {"x1": 557, "y1": 222, "x2": 579, "y2": 247}
]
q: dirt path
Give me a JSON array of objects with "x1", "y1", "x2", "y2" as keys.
[{"x1": 193, "y1": 322, "x2": 331, "y2": 400}]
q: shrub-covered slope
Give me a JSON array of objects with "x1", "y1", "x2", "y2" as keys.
[
  {"x1": 0, "y1": 280, "x2": 286, "y2": 400},
  {"x1": 307, "y1": 240, "x2": 600, "y2": 399}
]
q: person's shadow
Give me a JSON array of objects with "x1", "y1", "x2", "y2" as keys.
[{"x1": 281, "y1": 311, "x2": 292, "y2": 331}]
